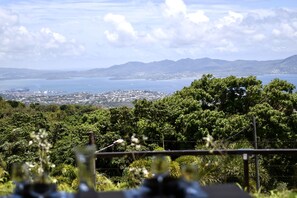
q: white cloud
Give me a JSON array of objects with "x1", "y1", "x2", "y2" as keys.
[
  {"x1": 216, "y1": 11, "x2": 244, "y2": 28},
  {"x1": 272, "y1": 29, "x2": 281, "y2": 36},
  {"x1": 41, "y1": 28, "x2": 66, "y2": 44},
  {"x1": 163, "y1": 0, "x2": 187, "y2": 18},
  {"x1": 103, "y1": 13, "x2": 137, "y2": 45},
  {"x1": 104, "y1": 31, "x2": 119, "y2": 43},
  {"x1": 0, "y1": 8, "x2": 19, "y2": 27},
  {"x1": 103, "y1": 0, "x2": 211, "y2": 48},
  {"x1": 37, "y1": 28, "x2": 85, "y2": 57},
  {"x1": 104, "y1": 13, "x2": 136, "y2": 37},
  {"x1": 104, "y1": 0, "x2": 297, "y2": 58},
  {"x1": 278, "y1": 23, "x2": 297, "y2": 38},
  {"x1": 215, "y1": 39, "x2": 238, "y2": 52},
  {"x1": 0, "y1": 8, "x2": 84, "y2": 61},
  {"x1": 253, "y1": 34, "x2": 266, "y2": 41},
  {"x1": 187, "y1": 11, "x2": 209, "y2": 24}
]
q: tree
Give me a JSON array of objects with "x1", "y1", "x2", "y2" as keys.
[{"x1": 109, "y1": 106, "x2": 136, "y2": 139}]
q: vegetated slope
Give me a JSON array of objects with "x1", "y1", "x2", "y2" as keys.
[{"x1": 1, "y1": 55, "x2": 297, "y2": 80}]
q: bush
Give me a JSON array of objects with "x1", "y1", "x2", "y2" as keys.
[
  {"x1": 0, "y1": 181, "x2": 14, "y2": 196},
  {"x1": 122, "y1": 159, "x2": 151, "y2": 188},
  {"x1": 96, "y1": 173, "x2": 117, "y2": 191}
]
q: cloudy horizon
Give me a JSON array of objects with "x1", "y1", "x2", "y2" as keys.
[{"x1": 0, "y1": 0, "x2": 297, "y2": 70}]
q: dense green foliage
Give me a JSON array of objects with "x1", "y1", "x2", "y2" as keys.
[{"x1": 0, "y1": 75, "x2": 296, "y2": 194}]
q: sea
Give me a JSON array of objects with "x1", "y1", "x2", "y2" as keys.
[{"x1": 0, "y1": 74, "x2": 296, "y2": 94}]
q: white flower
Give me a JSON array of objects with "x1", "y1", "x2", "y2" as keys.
[
  {"x1": 51, "y1": 178, "x2": 57, "y2": 183},
  {"x1": 25, "y1": 162, "x2": 34, "y2": 168},
  {"x1": 131, "y1": 137, "x2": 139, "y2": 144},
  {"x1": 28, "y1": 141, "x2": 33, "y2": 145},
  {"x1": 203, "y1": 134, "x2": 213, "y2": 142},
  {"x1": 142, "y1": 135, "x2": 148, "y2": 141},
  {"x1": 131, "y1": 133, "x2": 140, "y2": 144},
  {"x1": 114, "y1": 139, "x2": 124, "y2": 144},
  {"x1": 142, "y1": 168, "x2": 149, "y2": 177},
  {"x1": 135, "y1": 145, "x2": 141, "y2": 150},
  {"x1": 37, "y1": 167, "x2": 44, "y2": 175},
  {"x1": 203, "y1": 134, "x2": 214, "y2": 147}
]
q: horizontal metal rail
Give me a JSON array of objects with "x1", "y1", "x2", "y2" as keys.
[
  {"x1": 95, "y1": 149, "x2": 297, "y2": 158},
  {"x1": 95, "y1": 149, "x2": 297, "y2": 192}
]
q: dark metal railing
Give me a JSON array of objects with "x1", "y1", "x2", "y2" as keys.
[
  {"x1": 95, "y1": 149, "x2": 297, "y2": 192},
  {"x1": 95, "y1": 149, "x2": 297, "y2": 158}
]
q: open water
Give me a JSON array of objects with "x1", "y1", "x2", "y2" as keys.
[{"x1": 0, "y1": 74, "x2": 296, "y2": 94}]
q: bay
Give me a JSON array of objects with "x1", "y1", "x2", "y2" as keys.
[
  {"x1": 0, "y1": 77, "x2": 195, "y2": 94},
  {"x1": 0, "y1": 74, "x2": 296, "y2": 94}
]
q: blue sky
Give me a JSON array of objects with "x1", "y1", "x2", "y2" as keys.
[{"x1": 0, "y1": 0, "x2": 297, "y2": 70}]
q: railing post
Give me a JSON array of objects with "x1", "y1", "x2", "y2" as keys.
[
  {"x1": 243, "y1": 153, "x2": 249, "y2": 192},
  {"x1": 87, "y1": 131, "x2": 96, "y2": 187},
  {"x1": 88, "y1": 131, "x2": 95, "y2": 145},
  {"x1": 253, "y1": 117, "x2": 260, "y2": 190}
]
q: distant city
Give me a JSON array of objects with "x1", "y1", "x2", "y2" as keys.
[{"x1": 0, "y1": 89, "x2": 168, "y2": 108}]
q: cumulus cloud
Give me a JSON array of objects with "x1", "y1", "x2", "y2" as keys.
[
  {"x1": 0, "y1": 8, "x2": 84, "y2": 60},
  {"x1": 216, "y1": 11, "x2": 244, "y2": 28},
  {"x1": 103, "y1": 13, "x2": 137, "y2": 46},
  {"x1": 38, "y1": 28, "x2": 85, "y2": 57},
  {"x1": 163, "y1": 0, "x2": 187, "y2": 18},
  {"x1": 102, "y1": 0, "x2": 297, "y2": 57},
  {"x1": 187, "y1": 11, "x2": 209, "y2": 24},
  {"x1": 273, "y1": 23, "x2": 297, "y2": 38}
]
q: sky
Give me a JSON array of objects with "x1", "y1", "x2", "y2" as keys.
[{"x1": 0, "y1": 0, "x2": 297, "y2": 70}]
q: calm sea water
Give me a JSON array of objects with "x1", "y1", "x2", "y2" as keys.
[{"x1": 0, "y1": 74, "x2": 296, "y2": 94}]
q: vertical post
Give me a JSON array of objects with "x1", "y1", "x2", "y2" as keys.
[
  {"x1": 243, "y1": 153, "x2": 250, "y2": 192},
  {"x1": 162, "y1": 134, "x2": 165, "y2": 150},
  {"x1": 253, "y1": 117, "x2": 260, "y2": 190},
  {"x1": 87, "y1": 131, "x2": 96, "y2": 187},
  {"x1": 88, "y1": 131, "x2": 95, "y2": 145}
]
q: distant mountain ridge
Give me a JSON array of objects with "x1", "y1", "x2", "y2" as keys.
[{"x1": 1, "y1": 55, "x2": 297, "y2": 80}]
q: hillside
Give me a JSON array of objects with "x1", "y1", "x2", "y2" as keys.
[{"x1": 1, "y1": 55, "x2": 297, "y2": 80}]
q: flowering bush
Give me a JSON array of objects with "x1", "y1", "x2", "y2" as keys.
[
  {"x1": 26, "y1": 129, "x2": 55, "y2": 183},
  {"x1": 122, "y1": 159, "x2": 151, "y2": 188}
]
